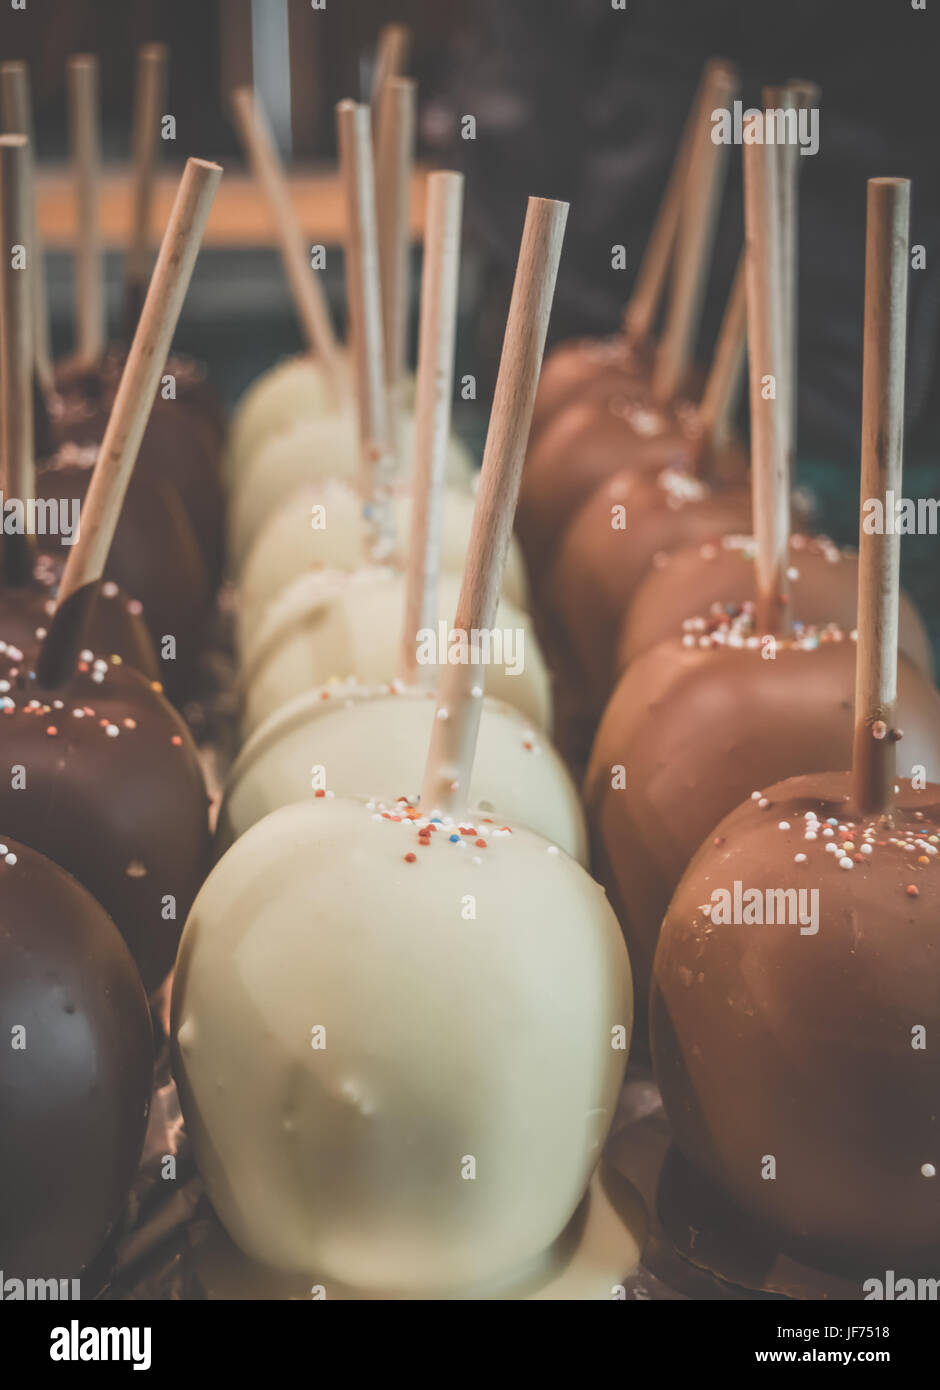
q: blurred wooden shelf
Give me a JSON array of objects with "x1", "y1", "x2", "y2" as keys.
[{"x1": 35, "y1": 164, "x2": 429, "y2": 248}]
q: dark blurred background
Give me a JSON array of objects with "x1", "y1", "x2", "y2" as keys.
[{"x1": 1, "y1": 0, "x2": 937, "y2": 639}]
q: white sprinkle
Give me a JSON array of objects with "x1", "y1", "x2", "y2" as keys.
[
  {"x1": 105, "y1": 724, "x2": 119, "y2": 738},
  {"x1": 757, "y1": 798, "x2": 769, "y2": 810},
  {"x1": 778, "y1": 821, "x2": 791, "y2": 831},
  {"x1": 822, "y1": 827, "x2": 834, "y2": 837},
  {"x1": 804, "y1": 831, "x2": 817, "y2": 841},
  {"x1": 4, "y1": 852, "x2": 16, "y2": 866},
  {"x1": 436, "y1": 706, "x2": 449, "y2": 721},
  {"x1": 839, "y1": 856, "x2": 854, "y2": 870},
  {"x1": 547, "y1": 844, "x2": 559, "y2": 856},
  {"x1": 794, "y1": 853, "x2": 807, "y2": 863},
  {"x1": 922, "y1": 1163, "x2": 936, "y2": 1178},
  {"x1": 861, "y1": 843, "x2": 873, "y2": 855}
]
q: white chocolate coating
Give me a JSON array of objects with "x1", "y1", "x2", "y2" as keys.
[
  {"x1": 217, "y1": 679, "x2": 586, "y2": 862},
  {"x1": 226, "y1": 354, "x2": 352, "y2": 485},
  {"x1": 172, "y1": 795, "x2": 632, "y2": 1295},
  {"x1": 239, "y1": 567, "x2": 552, "y2": 737},
  {"x1": 237, "y1": 479, "x2": 529, "y2": 636},
  {"x1": 227, "y1": 409, "x2": 475, "y2": 569}
]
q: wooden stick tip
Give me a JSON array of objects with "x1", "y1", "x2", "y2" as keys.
[{"x1": 187, "y1": 157, "x2": 223, "y2": 175}]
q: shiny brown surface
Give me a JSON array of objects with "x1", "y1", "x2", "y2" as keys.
[
  {"x1": 0, "y1": 839, "x2": 152, "y2": 1278},
  {"x1": 0, "y1": 552, "x2": 158, "y2": 680},
  {"x1": 550, "y1": 469, "x2": 752, "y2": 711},
  {"x1": 652, "y1": 773, "x2": 940, "y2": 1266},
  {"x1": 36, "y1": 450, "x2": 212, "y2": 701},
  {"x1": 0, "y1": 642, "x2": 211, "y2": 991},
  {"x1": 52, "y1": 352, "x2": 225, "y2": 582},
  {"x1": 619, "y1": 532, "x2": 934, "y2": 674},
  {"x1": 517, "y1": 393, "x2": 699, "y2": 586},
  {"x1": 584, "y1": 636, "x2": 940, "y2": 1026}
]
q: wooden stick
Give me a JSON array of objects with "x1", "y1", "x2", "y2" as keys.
[
  {"x1": 651, "y1": 60, "x2": 737, "y2": 404},
  {"x1": 336, "y1": 98, "x2": 395, "y2": 559},
  {"x1": 852, "y1": 178, "x2": 910, "y2": 818},
  {"x1": 624, "y1": 60, "x2": 725, "y2": 344},
  {"x1": 231, "y1": 85, "x2": 343, "y2": 399},
  {"x1": 762, "y1": 84, "x2": 797, "y2": 497},
  {"x1": 696, "y1": 249, "x2": 746, "y2": 466},
  {"x1": 124, "y1": 42, "x2": 168, "y2": 331},
  {"x1": 370, "y1": 23, "x2": 410, "y2": 127},
  {"x1": 0, "y1": 62, "x2": 52, "y2": 393},
  {"x1": 742, "y1": 118, "x2": 789, "y2": 635},
  {"x1": 67, "y1": 55, "x2": 105, "y2": 365},
  {"x1": 421, "y1": 197, "x2": 568, "y2": 817},
  {"x1": 784, "y1": 79, "x2": 820, "y2": 468},
  {"x1": 375, "y1": 76, "x2": 415, "y2": 456},
  {"x1": 400, "y1": 171, "x2": 463, "y2": 686},
  {"x1": 0, "y1": 135, "x2": 35, "y2": 586},
  {"x1": 38, "y1": 158, "x2": 221, "y2": 685}
]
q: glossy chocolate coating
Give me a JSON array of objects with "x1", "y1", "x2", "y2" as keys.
[
  {"x1": 0, "y1": 548, "x2": 158, "y2": 680},
  {"x1": 619, "y1": 532, "x2": 934, "y2": 674},
  {"x1": 584, "y1": 625, "x2": 940, "y2": 1026},
  {"x1": 652, "y1": 773, "x2": 940, "y2": 1267},
  {"x1": 0, "y1": 639, "x2": 211, "y2": 992},
  {"x1": 0, "y1": 838, "x2": 152, "y2": 1278},
  {"x1": 530, "y1": 335, "x2": 651, "y2": 439},
  {"x1": 550, "y1": 468, "x2": 752, "y2": 712},
  {"x1": 36, "y1": 445, "x2": 212, "y2": 701},
  {"x1": 52, "y1": 352, "x2": 225, "y2": 581},
  {"x1": 517, "y1": 394, "x2": 700, "y2": 587}
]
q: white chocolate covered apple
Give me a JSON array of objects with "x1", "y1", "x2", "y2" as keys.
[
  {"x1": 227, "y1": 408, "x2": 474, "y2": 569},
  {"x1": 217, "y1": 678, "x2": 585, "y2": 861},
  {"x1": 172, "y1": 795, "x2": 631, "y2": 1295},
  {"x1": 238, "y1": 566, "x2": 550, "y2": 737},
  {"x1": 237, "y1": 478, "x2": 528, "y2": 636}
]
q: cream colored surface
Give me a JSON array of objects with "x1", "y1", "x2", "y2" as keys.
[
  {"x1": 172, "y1": 796, "x2": 632, "y2": 1295},
  {"x1": 191, "y1": 1163, "x2": 646, "y2": 1300},
  {"x1": 226, "y1": 354, "x2": 353, "y2": 484},
  {"x1": 237, "y1": 480, "x2": 529, "y2": 641},
  {"x1": 217, "y1": 680, "x2": 584, "y2": 861},
  {"x1": 239, "y1": 567, "x2": 551, "y2": 738},
  {"x1": 228, "y1": 409, "x2": 475, "y2": 567}
]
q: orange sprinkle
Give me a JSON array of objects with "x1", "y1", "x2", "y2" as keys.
[
  {"x1": 404, "y1": 853, "x2": 417, "y2": 864},
  {"x1": 475, "y1": 839, "x2": 487, "y2": 849}
]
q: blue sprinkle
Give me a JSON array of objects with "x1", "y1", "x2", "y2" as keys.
[
  {"x1": 449, "y1": 833, "x2": 460, "y2": 843},
  {"x1": 430, "y1": 816, "x2": 442, "y2": 824},
  {"x1": 827, "y1": 817, "x2": 838, "y2": 826}
]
